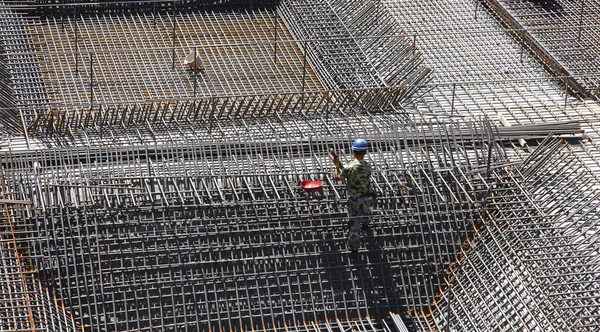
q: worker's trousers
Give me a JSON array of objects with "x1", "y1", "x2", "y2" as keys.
[{"x1": 347, "y1": 196, "x2": 373, "y2": 251}]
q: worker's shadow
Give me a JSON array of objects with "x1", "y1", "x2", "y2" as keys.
[{"x1": 319, "y1": 231, "x2": 412, "y2": 327}]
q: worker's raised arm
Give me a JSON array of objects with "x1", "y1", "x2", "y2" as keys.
[
  {"x1": 329, "y1": 148, "x2": 343, "y2": 169},
  {"x1": 329, "y1": 148, "x2": 343, "y2": 180}
]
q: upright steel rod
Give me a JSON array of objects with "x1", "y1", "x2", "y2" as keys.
[
  {"x1": 89, "y1": 53, "x2": 94, "y2": 106},
  {"x1": 74, "y1": 6, "x2": 79, "y2": 73},
  {"x1": 193, "y1": 47, "x2": 198, "y2": 97},
  {"x1": 520, "y1": 38, "x2": 524, "y2": 63},
  {"x1": 564, "y1": 84, "x2": 569, "y2": 110},
  {"x1": 446, "y1": 285, "x2": 452, "y2": 332},
  {"x1": 577, "y1": 0, "x2": 585, "y2": 42},
  {"x1": 273, "y1": 12, "x2": 279, "y2": 64},
  {"x1": 451, "y1": 83, "x2": 456, "y2": 115},
  {"x1": 301, "y1": 40, "x2": 308, "y2": 94},
  {"x1": 171, "y1": 1, "x2": 177, "y2": 70},
  {"x1": 153, "y1": 0, "x2": 157, "y2": 27},
  {"x1": 413, "y1": 35, "x2": 417, "y2": 54}
]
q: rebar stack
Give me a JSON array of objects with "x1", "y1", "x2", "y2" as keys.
[
  {"x1": 0, "y1": 118, "x2": 506, "y2": 331},
  {"x1": 413, "y1": 137, "x2": 600, "y2": 330}
]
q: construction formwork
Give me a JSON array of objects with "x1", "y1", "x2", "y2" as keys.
[{"x1": 413, "y1": 137, "x2": 600, "y2": 331}]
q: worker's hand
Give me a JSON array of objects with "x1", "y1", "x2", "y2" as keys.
[{"x1": 399, "y1": 184, "x2": 411, "y2": 192}]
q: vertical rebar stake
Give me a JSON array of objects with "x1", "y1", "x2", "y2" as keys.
[
  {"x1": 413, "y1": 35, "x2": 417, "y2": 54},
  {"x1": 451, "y1": 83, "x2": 456, "y2": 115},
  {"x1": 446, "y1": 284, "x2": 452, "y2": 332},
  {"x1": 74, "y1": 6, "x2": 79, "y2": 73},
  {"x1": 193, "y1": 47, "x2": 198, "y2": 97},
  {"x1": 301, "y1": 40, "x2": 308, "y2": 108},
  {"x1": 153, "y1": 0, "x2": 157, "y2": 27},
  {"x1": 89, "y1": 53, "x2": 94, "y2": 107},
  {"x1": 301, "y1": 40, "x2": 308, "y2": 93},
  {"x1": 172, "y1": 1, "x2": 177, "y2": 70},
  {"x1": 475, "y1": 0, "x2": 479, "y2": 21},
  {"x1": 520, "y1": 39, "x2": 524, "y2": 63},
  {"x1": 564, "y1": 80, "x2": 569, "y2": 110},
  {"x1": 486, "y1": 140, "x2": 493, "y2": 180},
  {"x1": 577, "y1": 0, "x2": 585, "y2": 42},
  {"x1": 273, "y1": 12, "x2": 279, "y2": 64}
]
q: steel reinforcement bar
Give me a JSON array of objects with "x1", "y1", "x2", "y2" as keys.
[
  {"x1": 0, "y1": 118, "x2": 506, "y2": 331},
  {"x1": 413, "y1": 137, "x2": 600, "y2": 331},
  {"x1": 481, "y1": 0, "x2": 591, "y2": 98}
]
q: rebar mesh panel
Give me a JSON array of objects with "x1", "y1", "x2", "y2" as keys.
[
  {"x1": 414, "y1": 138, "x2": 600, "y2": 331},
  {"x1": 32, "y1": 0, "x2": 276, "y2": 16},
  {"x1": 0, "y1": 3, "x2": 50, "y2": 133},
  {"x1": 381, "y1": 0, "x2": 600, "y2": 179},
  {"x1": 0, "y1": 202, "x2": 79, "y2": 331},
  {"x1": 29, "y1": 9, "x2": 322, "y2": 107},
  {"x1": 496, "y1": 0, "x2": 600, "y2": 95},
  {"x1": 278, "y1": 0, "x2": 431, "y2": 97},
  {"x1": 1, "y1": 119, "x2": 507, "y2": 330}
]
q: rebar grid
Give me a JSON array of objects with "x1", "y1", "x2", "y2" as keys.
[
  {"x1": 0, "y1": 2, "x2": 425, "y2": 134},
  {"x1": 0, "y1": 1, "x2": 599, "y2": 331},
  {"x1": 0, "y1": 3, "x2": 49, "y2": 133},
  {"x1": 0, "y1": 198, "x2": 78, "y2": 332},
  {"x1": 278, "y1": 0, "x2": 431, "y2": 93},
  {"x1": 413, "y1": 137, "x2": 600, "y2": 331},
  {"x1": 381, "y1": 0, "x2": 600, "y2": 180},
  {"x1": 495, "y1": 0, "x2": 600, "y2": 95},
  {"x1": 0, "y1": 118, "x2": 506, "y2": 330},
  {"x1": 29, "y1": 8, "x2": 323, "y2": 106}
]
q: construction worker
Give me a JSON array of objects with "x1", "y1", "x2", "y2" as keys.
[{"x1": 332, "y1": 139, "x2": 372, "y2": 254}]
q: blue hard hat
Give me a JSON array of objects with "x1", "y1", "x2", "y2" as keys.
[{"x1": 351, "y1": 139, "x2": 368, "y2": 152}]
